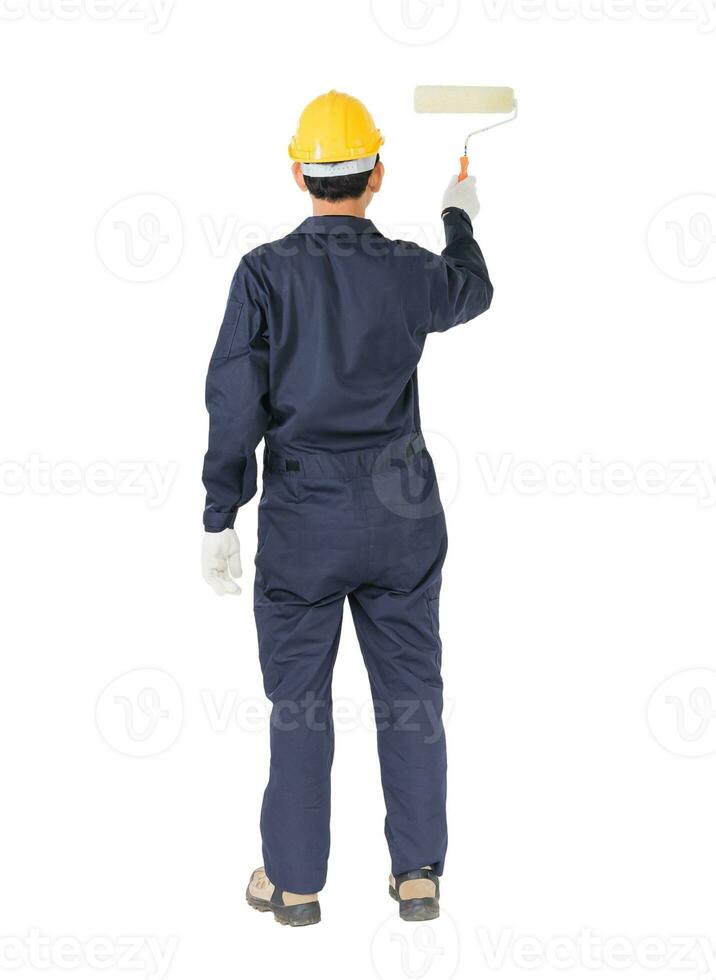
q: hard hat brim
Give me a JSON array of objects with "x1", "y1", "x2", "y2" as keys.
[{"x1": 288, "y1": 132, "x2": 384, "y2": 163}]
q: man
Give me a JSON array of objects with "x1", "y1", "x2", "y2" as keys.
[{"x1": 201, "y1": 90, "x2": 492, "y2": 927}]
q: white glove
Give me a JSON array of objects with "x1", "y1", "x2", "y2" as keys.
[
  {"x1": 202, "y1": 528, "x2": 242, "y2": 596},
  {"x1": 442, "y1": 174, "x2": 480, "y2": 220}
]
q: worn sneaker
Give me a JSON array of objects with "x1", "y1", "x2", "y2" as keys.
[
  {"x1": 245, "y1": 867, "x2": 321, "y2": 927},
  {"x1": 389, "y1": 867, "x2": 440, "y2": 921}
]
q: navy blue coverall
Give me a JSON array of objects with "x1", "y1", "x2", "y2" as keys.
[{"x1": 202, "y1": 208, "x2": 492, "y2": 894}]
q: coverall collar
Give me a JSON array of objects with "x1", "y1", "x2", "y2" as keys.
[{"x1": 291, "y1": 215, "x2": 381, "y2": 237}]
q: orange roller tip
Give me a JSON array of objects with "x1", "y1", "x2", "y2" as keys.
[{"x1": 458, "y1": 155, "x2": 469, "y2": 182}]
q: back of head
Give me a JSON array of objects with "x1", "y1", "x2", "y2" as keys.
[{"x1": 289, "y1": 90, "x2": 384, "y2": 204}]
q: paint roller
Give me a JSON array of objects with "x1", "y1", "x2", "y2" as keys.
[{"x1": 414, "y1": 85, "x2": 518, "y2": 182}]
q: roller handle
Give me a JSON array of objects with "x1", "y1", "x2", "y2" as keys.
[{"x1": 458, "y1": 155, "x2": 469, "y2": 182}]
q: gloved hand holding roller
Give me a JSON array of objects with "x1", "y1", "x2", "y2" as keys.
[
  {"x1": 200, "y1": 87, "x2": 510, "y2": 928},
  {"x1": 442, "y1": 174, "x2": 480, "y2": 219}
]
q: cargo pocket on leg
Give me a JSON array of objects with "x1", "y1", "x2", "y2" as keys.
[{"x1": 426, "y1": 593, "x2": 440, "y2": 642}]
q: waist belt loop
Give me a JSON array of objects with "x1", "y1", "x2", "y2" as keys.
[{"x1": 285, "y1": 459, "x2": 300, "y2": 472}]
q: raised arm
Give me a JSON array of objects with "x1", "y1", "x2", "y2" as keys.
[{"x1": 425, "y1": 176, "x2": 494, "y2": 333}]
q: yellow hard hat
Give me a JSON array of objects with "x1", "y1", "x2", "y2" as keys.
[{"x1": 288, "y1": 90, "x2": 384, "y2": 165}]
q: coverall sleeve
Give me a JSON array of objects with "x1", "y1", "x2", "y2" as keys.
[
  {"x1": 425, "y1": 206, "x2": 494, "y2": 333},
  {"x1": 202, "y1": 259, "x2": 270, "y2": 531}
]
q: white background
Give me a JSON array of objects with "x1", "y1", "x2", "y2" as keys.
[{"x1": 2, "y1": 1, "x2": 716, "y2": 979}]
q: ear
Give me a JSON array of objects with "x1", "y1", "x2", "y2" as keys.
[
  {"x1": 292, "y1": 161, "x2": 308, "y2": 192},
  {"x1": 368, "y1": 160, "x2": 384, "y2": 194}
]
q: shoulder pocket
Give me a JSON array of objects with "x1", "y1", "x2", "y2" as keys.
[{"x1": 211, "y1": 299, "x2": 244, "y2": 360}]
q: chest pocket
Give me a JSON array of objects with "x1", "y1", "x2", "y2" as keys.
[{"x1": 211, "y1": 299, "x2": 245, "y2": 360}]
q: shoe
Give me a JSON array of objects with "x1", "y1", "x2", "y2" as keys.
[
  {"x1": 245, "y1": 867, "x2": 321, "y2": 927},
  {"x1": 389, "y1": 867, "x2": 440, "y2": 921}
]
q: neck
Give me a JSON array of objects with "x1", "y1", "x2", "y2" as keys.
[{"x1": 311, "y1": 199, "x2": 367, "y2": 218}]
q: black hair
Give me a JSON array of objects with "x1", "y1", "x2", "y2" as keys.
[{"x1": 303, "y1": 154, "x2": 380, "y2": 202}]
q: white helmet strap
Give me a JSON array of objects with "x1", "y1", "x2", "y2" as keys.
[{"x1": 301, "y1": 154, "x2": 378, "y2": 178}]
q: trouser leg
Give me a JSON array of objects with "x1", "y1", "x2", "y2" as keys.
[
  {"x1": 348, "y1": 578, "x2": 447, "y2": 877},
  {"x1": 254, "y1": 587, "x2": 345, "y2": 894}
]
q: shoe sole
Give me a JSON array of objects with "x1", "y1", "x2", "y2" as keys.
[
  {"x1": 246, "y1": 887, "x2": 321, "y2": 927},
  {"x1": 389, "y1": 885, "x2": 440, "y2": 921}
]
